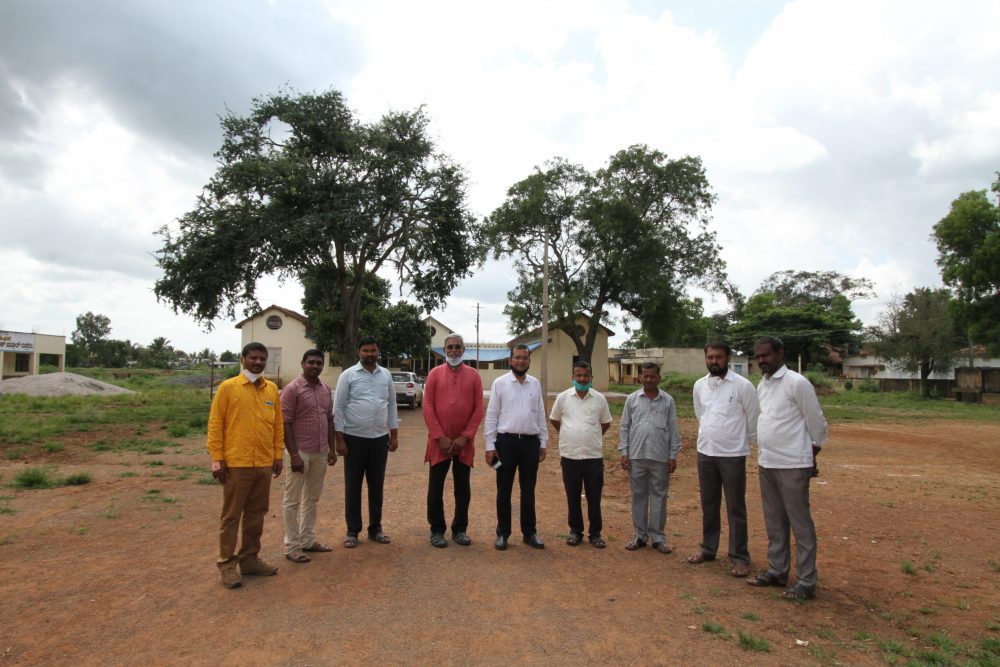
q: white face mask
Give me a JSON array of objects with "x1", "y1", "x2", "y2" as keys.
[
  {"x1": 446, "y1": 355, "x2": 463, "y2": 367},
  {"x1": 242, "y1": 369, "x2": 262, "y2": 383}
]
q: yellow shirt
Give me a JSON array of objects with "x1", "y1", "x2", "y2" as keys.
[{"x1": 206, "y1": 374, "x2": 284, "y2": 467}]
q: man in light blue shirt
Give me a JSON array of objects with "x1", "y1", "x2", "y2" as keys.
[{"x1": 334, "y1": 336, "x2": 399, "y2": 548}]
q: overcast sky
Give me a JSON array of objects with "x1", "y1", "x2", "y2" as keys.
[{"x1": 2, "y1": 0, "x2": 998, "y2": 355}]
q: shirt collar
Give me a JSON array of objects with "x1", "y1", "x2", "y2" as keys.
[{"x1": 764, "y1": 365, "x2": 789, "y2": 381}]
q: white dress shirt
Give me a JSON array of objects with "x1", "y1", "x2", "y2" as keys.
[
  {"x1": 693, "y1": 371, "x2": 760, "y2": 457},
  {"x1": 549, "y1": 387, "x2": 613, "y2": 460},
  {"x1": 333, "y1": 362, "x2": 399, "y2": 438},
  {"x1": 757, "y1": 366, "x2": 828, "y2": 469},
  {"x1": 484, "y1": 371, "x2": 548, "y2": 451}
]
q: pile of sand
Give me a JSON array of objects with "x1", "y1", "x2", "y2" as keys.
[{"x1": 0, "y1": 372, "x2": 136, "y2": 397}]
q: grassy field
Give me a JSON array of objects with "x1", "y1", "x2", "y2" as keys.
[
  {"x1": 0, "y1": 369, "x2": 212, "y2": 459},
  {"x1": 609, "y1": 376, "x2": 1000, "y2": 424}
]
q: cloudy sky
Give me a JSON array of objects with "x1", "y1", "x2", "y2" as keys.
[{"x1": 2, "y1": 0, "x2": 998, "y2": 355}]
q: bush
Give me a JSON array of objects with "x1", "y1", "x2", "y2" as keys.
[
  {"x1": 804, "y1": 370, "x2": 832, "y2": 390},
  {"x1": 844, "y1": 379, "x2": 854, "y2": 391},
  {"x1": 857, "y1": 378, "x2": 880, "y2": 393},
  {"x1": 62, "y1": 473, "x2": 92, "y2": 486},
  {"x1": 13, "y1": 467, "x2": 57, "y2": 489}
]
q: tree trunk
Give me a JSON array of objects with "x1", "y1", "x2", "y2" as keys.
[{"x1": 920, "y1": 361, "x2": 930, "y2": 399}]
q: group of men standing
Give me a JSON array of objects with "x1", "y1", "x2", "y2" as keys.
[{"x1": 206, "y1": 334, "x2": 827, "y2": 602}]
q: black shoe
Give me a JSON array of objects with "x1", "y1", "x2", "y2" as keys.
[
  {"x1": 430, "y1": 533, "x2": 448, "y2": 548},
  {"x1": 452, "y1": 531, "x2": 472, "y2": 546},
  {"x1": 494, "y1": 535, "x2": 508, "y2": 551},
  {"x1": 522, "y1": 533, "x2": 545, "y2": 549}
]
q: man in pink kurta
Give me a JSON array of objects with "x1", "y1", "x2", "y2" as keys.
[{"x1": 423, "y1": 334, "x2": 484, "y2": 548}]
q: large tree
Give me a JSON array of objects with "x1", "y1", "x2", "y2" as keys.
[
  {"x1": 482, "y1": 146, "x2": 732, "y2": 363},
  {"x1": 71, "y1": 312, "x2": 111, "y2": 366},
  {"x1": 932, "y1": 176, "x2": 1000, "y2": 355},
  {"x1": 154, "y1": 89, "x2": 479, "y2": 367},
  {"x1": 872, "y1": 288, "x2": 960, "y2": 398},
  {"x1": 728, "y1": 270, "x2": 874, "y2": 369}
]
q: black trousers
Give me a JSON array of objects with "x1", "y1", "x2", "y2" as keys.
[
  {"x1": 697, "y1": 452, "x2": 750, "y2": 564},
  {"x1": 343, "y1": 433, "x2": 389, "y2": 536},
  {"x1": 494, "y1": 433, "x2": 540, "y2": 537},
  {"x1": 427, "y1": 457, "x2": 471, "y2": 534},
  {"x1": 560, "y1": 457, "x2": 604, "y2": 539}
]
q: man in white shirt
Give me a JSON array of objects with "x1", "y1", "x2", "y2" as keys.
[
  {"x1": 484, "y1": 344, "x2": 548, "y2": 550},
  {"x1": 686, "y1": 342, "x2": 760, "y2": 577},
  {"x1": 549, "y1": 360, "x2": 613, "y2": 548},
  {"x1": 747, "y1": 336, "x2": 828, "y2": 601}
]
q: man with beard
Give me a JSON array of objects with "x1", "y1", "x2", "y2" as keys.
[
  {"x1": 747, "y1": 336, "x2": 828, "y2": 601},
  {"x1": 619, "y1": 362, "x2": 680, "y2": 554},
  {"x1": 281, "y1": 349, "x2": 337, "y2": 564},
  {"x1": 334, "y1": 336, "x2": 399, "y2": 548},
  {"x1": 423, "y1": 334, "x2": 484, "y2": 548},
  {"x1": 207, "y1": 341, "x2": 284, "y2": 588},
  {"x1": 484, "y1": 344, "x2": 548, "y2": 550},
  {"x1": 686, "y1": 342, "x2": 759, "y2": 577}
]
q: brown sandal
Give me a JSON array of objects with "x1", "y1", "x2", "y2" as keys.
[
  {"x1": 285, "y1": 552, "x2": 311, "y2": 563},
  {"x1": 343, "y1": 535, "x2": 359, "y2": 548},
  {"x1": 566, "y1": 535, "x2": 581, "y2": 546},
  {"x1": 731, "y1": 563, "x2": 751, "y2": 577},
  {"x1": 652, "y1": 542, "x2": 673, "y2": 554},
  {"x1": 686, "y1": 552, "x2": 715, "y2": 564}
]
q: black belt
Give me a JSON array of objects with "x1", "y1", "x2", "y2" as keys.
[{"x1": 498, "y1": 432, "x2": 539, "y2": 439}]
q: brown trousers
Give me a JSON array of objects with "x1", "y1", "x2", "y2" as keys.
[{"x1": 218, "y1": 467, "x2": 272, "y2": 565}]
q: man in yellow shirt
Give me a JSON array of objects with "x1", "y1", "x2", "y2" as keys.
[{"x1": 207, "y1": 342, "x2": 285, "y2": 588}]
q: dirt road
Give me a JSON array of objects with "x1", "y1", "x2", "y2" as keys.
[{"x1": 2, "y1": 407, "x2": 999, "y2": 665}]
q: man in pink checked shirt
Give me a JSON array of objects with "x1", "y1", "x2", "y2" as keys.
[{"x1": 423, "y1": 334, "x2": 484, "y2": 548}]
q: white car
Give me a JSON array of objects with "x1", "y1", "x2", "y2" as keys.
[{"x1": 392, "y1": 372, "x2": 424, "y2": 409}]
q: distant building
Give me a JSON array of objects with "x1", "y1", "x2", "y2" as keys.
[
  {"x1": 507, "y1": 314, "x2": 615, "y2": 392},
  {"x1": 609, "y1": 346, "x2": 750, "y2": 384},
  {"x1": 0, "y1": 331, "x2": 66, "y2": 380},
  {"x1": 235, "y1": 305, "x2": 340, "y2": 388}
]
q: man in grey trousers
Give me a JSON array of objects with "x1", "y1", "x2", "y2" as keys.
[
  {"x1": 619, "y1": 362, "x2": 680, "y2": 554},
  {"x1": 747, "y1": 336, "x2": 828, "y2": 600}
]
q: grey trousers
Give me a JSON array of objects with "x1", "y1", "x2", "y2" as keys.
[
  {"x1": 759, "y1": 466, "x2": 818, "y2": 589},
  {"x1": 629, "y1": 459, "x2": 670, "y2": 543}
]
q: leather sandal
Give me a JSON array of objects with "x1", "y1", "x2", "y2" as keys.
[
  {"x1": 624, "y1": 538, "x2": 647, "y2": 551},
  {"x1": 566, "y1": 534, "x2": 582, "y2": 546},
  {"x1": 747, "y1": 571, "x2": 787, "y2": 587}
]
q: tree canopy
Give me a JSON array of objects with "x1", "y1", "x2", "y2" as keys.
[
  {"x1": 154, "y1": 89, "x2": 479, "y2": 367},
  {"x1": 481, "y1": 146, "x2": 732, "y2": 363},
  {"x1": 872, "y1": 288, "x2": 960, "y2": 397},
  {"x1": 932, "y1": 176, "x2": 1000, "y2": 354},
  {"x1": 728, "y1": 270, "x2": 873, "y2": 368}
]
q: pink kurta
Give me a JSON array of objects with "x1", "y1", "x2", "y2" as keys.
[{"x1": 422, "y1": 363, "x2": 484, "y2": 467}]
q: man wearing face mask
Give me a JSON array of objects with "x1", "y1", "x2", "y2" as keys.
[
  {"x1": 422, "y1": 334, "x2": 484, "y2": 548},
  {"x1": 484, "y1": 344, "x2": 548, "y2": 550},
  {"x1": 334, "y1": 336, "x2": 399, "y2": 548},
  {"x1": 206, "y1": 341, "x2": 284, "y2": 589},
  {"x1": 687, "y1": 342, "x2": 759, "y2": 577},
  {"x1": 549, "y1": 360, "x2": 613, "y2": 548}
]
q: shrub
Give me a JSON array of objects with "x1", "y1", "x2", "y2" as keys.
[
  {"x1": 804, "y1": 370, "x2": 832, "y2": 389},
  {"x1": 62, "y1": 473, "x2": 92, "y2": 486},
  {"x1": 844, "y1": 379, "x2": 854, "y2": 391},
  {"x1": 13, "y1": 467, "x2": 57, "y2": 489},
  {"x1": 857, "y1": 378, "x2": 880, "y2": 393}
]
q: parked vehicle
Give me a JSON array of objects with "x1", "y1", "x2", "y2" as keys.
[{"x1": 392, "y1": 372, "x2": 424, "y2": 409}]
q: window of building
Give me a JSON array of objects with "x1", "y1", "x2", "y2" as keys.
[
  {"x1": 15, "y1": 353, "x2": 30, "y2": 373},
  {"x1": 266, "y1": 315, "x2": 283, "y2": 330}
]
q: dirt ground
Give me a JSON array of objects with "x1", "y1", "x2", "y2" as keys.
[{"x1": 1, "y1": 404, "x2": 999, "y2": 666}]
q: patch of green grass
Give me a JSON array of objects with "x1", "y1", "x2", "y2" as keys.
[
  {"x1": 854, "y1": 630, "x2": 876, "y2": 642},
  {"x1": 922, "y1": 562, "x2": 936, "y2": 573},
  {"x1": 702, "y1": 622, "x2": 729, "y2": 638},
  {"x1": 927, "y1": 631, "x2": 960, "y2": 654},
  {"x1": 911, "y1": 648, "x2": 952, "y2": 665},
  {"x1": 737, "y1": 631, "x2": 770, "y2": 653},
  {"x1": 12, "y1": 467, "x2": 57, "y2": 489},
  {"x1": 691, "y1": 605, "x2": 709, "y2": 616},
  {"x1": 166, "y1": 424, "x2": 189, "y2": 438},
  {"x1": 140, "y1": 489, "x2": 178, "y2": 504},
  {"x1": 820, "y1": 387, "x2": 1000, "y2": 424},
  {"x1": 901, "y1": 560, "x2": 918, "y2": 575},
  {"x1": 816, "y1": 627, "x2": 836, "y2": 639},
  {"x1": 62, "y1": 472, "x2": 92, "y2": 486},
  {"x1": 5, "y1": 447, "x2": 30, "y2": 460},
  {"x1": 808, "y1": 645, "x2": 837, "y2": 663},
  {"x1": 986, "y1": 618, "x2": 1000, "y2": 632},
  {"x1": 741, "y1": 612, "x2": 760, "y2": 622},
  {"x1": 988, "y1": 559, "x2": 1000, "y2": 573},
  {"x1": 147, "y1": 460, "x2": 164, "y2": 467},
  {"x1": 955, "y1": 599, "x2": 970, "y2": 611},
  {"x1": 91, "y1": 440, "x2": 114, "y2": 452},
  {"x1": 72, "y1": 526, "x2": 89, "y2": 535},
  {"x1": 917, "y1": 606, "x2": 939, "y2": 616},
  {"x1": 195, "y1": 474, "x2": 217, "y2": 485},
  {"x1": 0, "y1": 533, "x2": 15, "y2": 545},
  {"x1": 42, "y1": 441, "x2": 65, "y2": 453},
  {"x1": 879, "y1": 639, "x2": 908, "y2": 656},
  {"x1": 118, "y1": 471, "x2": 138, "y2": 478},
  {"x1": 101, "y1": 502, "x2": 119, "y2": 519},
  {"x1": 0, "y1": 505, "x2": 14, "y2": 515},
  {"x1": 678, "y1": 592, "x2": 695, "y2": 600}
]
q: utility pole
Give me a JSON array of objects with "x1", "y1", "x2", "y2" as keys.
[
  {"x1": 475, "y1": 302, "x2": 481, "y2": 370},
  {"x1": 541, "y1": 227, "x2": 549, "y2": 400}
]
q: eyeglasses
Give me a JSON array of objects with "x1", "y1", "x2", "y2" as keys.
[{"x1": 445, "y1": 345, "x2": 463, "y2": 350}]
